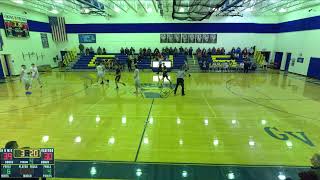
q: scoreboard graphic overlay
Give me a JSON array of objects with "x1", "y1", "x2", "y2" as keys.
[{"x1": 0, "y1": 148, "x2": 54, "y2": 178}]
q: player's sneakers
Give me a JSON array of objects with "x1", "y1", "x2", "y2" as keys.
[{"x1": 101, "y1": 81, "x2": 104, "y2": 85}]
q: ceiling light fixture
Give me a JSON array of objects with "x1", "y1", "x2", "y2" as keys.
[
  {"x1": 12, "y1": 0, "x2": 24, "y2": 4},
  {"x1": 179, "y1": 7, "x2": 184, "y2": 12},
  {"x1": 279, "y1": 8, "x2": 287, "y2": 13},
  {"x1": 114, "y1": 6, "x2": 120, "y2": 13},
  {"x1": 54, "y1": 0, "x2": 63, "y2": 3},
  {"x1": 81, "y1": 8, "x2": 90, "y2": 14},
  {"x1": 147, "y1": 7, "x2": 153, "y2": 13},
  {"x1": 50, "y1": 9, "x2": 59, "y2": 14}
]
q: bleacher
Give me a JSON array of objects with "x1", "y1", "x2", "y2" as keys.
[
  {"x1": 137, "y1": 57, "x2": 151, "y2": 69},
  {"x1": 198, "y1": 55, "x2": 241, "y2": 71},
  {"x1": 73, "y1": 55, "x2": 95, "y2": 69},
  {"x1": 172, "y1": 54, "x2": 186, "y2": 69},
  {"x1": 73, "y1": 54, "x2": 129, "y2": 69}
]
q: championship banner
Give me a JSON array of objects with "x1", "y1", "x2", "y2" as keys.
[
  {"x1": 2, "y1": 13, "x2": 29, "y2": 38},
  {"x1": 160, "y1": 33, "x2": 217, "y2": 44},
  {"x1": 41, "y1": 33, "x2": 49, "y2": 48}
]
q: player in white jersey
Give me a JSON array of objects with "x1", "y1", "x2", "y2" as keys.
[
  {"x1": 96, "y1": 62, "x2": 107, "y2": 85},
  {"x1": 20, "y1": 65, "x2": 32, "y2": 95},
  {"x1": 30, "y1": 63, "x2": 43, "y2": 88},
  {"x1": 133, "y1": 65, "x2": 141, "y2": 94}
]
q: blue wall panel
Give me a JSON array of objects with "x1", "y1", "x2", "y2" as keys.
[
  {"x1": 0, "y1": 15, "x2": 3, "y2": 29},
  {"x1": 1, "y1": 14, "x2": 320, "y2": 33},
  {"x1": 27, "y1": 20, "x2": 51, "y2": 33},
  {"x1": 278, "y1": 16, "x2": 320, "y2": 33},
  {"x1": 65, "y1": 23, "x2": 279, "y2": 33},
  {"x1": 307, "y1": 57, "x2": 320, "y2": 80}
]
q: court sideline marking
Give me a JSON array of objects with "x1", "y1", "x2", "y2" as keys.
[
  {"x1": 225, "y1": 78, "x2": 320, "y2": 121},
  {"x1": 202, "y1": 94, "x2": 217, "y2": 118},
  {"x1": 134, "y1": 98, "x2": 155, "y2": 162}
]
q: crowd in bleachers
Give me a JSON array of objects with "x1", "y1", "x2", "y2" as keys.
[{"x1": 77, "y1": 44, "x2": 257, "y2": 73}]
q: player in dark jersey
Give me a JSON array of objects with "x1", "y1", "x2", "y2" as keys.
[
  {"x1": 115, "y1": 64, "x2": 126, "y2": 89},
  {"x1": 160, "y1": 65, "x2": 172, "y2": 87}
]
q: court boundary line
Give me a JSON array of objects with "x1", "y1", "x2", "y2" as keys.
[
  {"x1": 202, "y1": 94, "x2": 217, "y2": 118},
  {"x1": 134, "y1": 98, "x2": 154, "y2": 162},
  {"x1": 225, "y1": 78, "x2": 320, "y2": 121}
]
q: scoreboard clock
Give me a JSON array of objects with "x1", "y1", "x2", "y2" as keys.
[{"x1": 0, "y1": 148, "x2": 54, "y2": 178}]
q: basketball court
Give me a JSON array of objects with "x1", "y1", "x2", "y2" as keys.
[{"x1": 1, "y1": 0, "x2": 320, "y2": 179}]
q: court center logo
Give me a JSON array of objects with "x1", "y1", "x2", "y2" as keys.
[{"x1": 264, "y1": 127, "x2": 315, "y2": 147}]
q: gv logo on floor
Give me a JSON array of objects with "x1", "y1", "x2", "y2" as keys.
[{"x1": 264, "y1": 127, "x2": 315, "y2": 147}]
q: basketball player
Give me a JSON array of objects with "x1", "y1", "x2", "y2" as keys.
[
  {"x1": 161, "y1": 65, "x2": 172, "y2": 87},
  {"x1": 96, "y1": 62, "x2": 107, "y2": 84},
  {"x1": 157, "y1": 63, "x2": 163, "y2": 83},
  {"x1": 115, "y1": 64, "x2": 126, "y2": 89},
  {"x1": 20, "y1": 65, "x2": 32, "y2": 95},
  {"x1": 133, "y1": 65, "x2": 140, "y2": 94},
  {"x1": 30, "y1": 63, "x2": 42, "y2": 88}
]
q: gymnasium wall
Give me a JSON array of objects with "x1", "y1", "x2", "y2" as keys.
[
  {"x1": 1, "y1": 2, "x2": 320, "y2": 76},
  {"x1": 0, "y1": 4, "x2": 67, "y2": 75},
  {"x1": 276, "y1": 6, "x2": 320, "y2": 76},
  {"x1": 62, "y1": 13, "x2": 278, "y2": 54}
]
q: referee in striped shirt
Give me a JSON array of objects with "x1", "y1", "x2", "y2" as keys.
[{"x1": 174, "y1": 67, "x2": 186, "y2": 96}]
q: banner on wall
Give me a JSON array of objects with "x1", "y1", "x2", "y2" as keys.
[
  {"x1": 41, "y1": 33, "x2": 49, "y2": 48},
  {"x1": 0, "y1": 32, "x2": 3, "y2": 51},
  {"x1": 160, "y1": 33, "x2": 217, "y2": 43},
  {"x1": 2, "y1": 13, "x2": 29, "y2": 38},
  {"x1": 78, "y1": 34, "x2": 96, "y2": 43},
  {"x1": 297, "y1": 57, "x2": 304, "y2": 63}
]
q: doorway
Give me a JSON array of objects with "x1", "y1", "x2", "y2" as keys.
[
  {"x1": 285, "y1": 53, "x2": 292, "y2": 72},
  {"x1": 274, "y1": 52, "x2": 283, "y2": 69},
  {"x1": 0, "y1": 54, "x2": 12, "y2": 77}
]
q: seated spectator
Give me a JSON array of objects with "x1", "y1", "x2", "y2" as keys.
[
  {"x1": 154, "y1": 48, "x2": 160, "y2": 55},
  {"x1": 212, "y1": 47, "x2": 216, "y2": 55},
  {"x1": 230, "y1": 47, "x2": 236, "y2": 55},
  {"x1": 97, "y1": 46, "x2": 102, "y2": 55},
  {"x1": 85, "y1": 47, "x2": 90, "y2": 56},
  {"x1": 249, "y1": 46, "x2": 255, "y2": 57},
  {"x1": 79, "y1": 44, "x2": 84, "y2": 54},
  {"x1": 161, "y1": 47, "x2": 165, "y2": 54},
  {"x1": 201, "y1": 48, "x2": 207, "y2": 57},
  {"x1": 147, "y1": 47, "x2": 152, "y2": 57},
  {"x1": 143, "y1": 48, "x2": 147, "y2": 56},
  {"x1": 174, "y1": 47, "x2": 178, "y2": 54},
  {"x1": 216, "y1": 48, "x2": 221, "y2": 55},
  {"x1": 169, "y1": 47, "x2": 173, "y2": 54},
  {"x1": 188, "y1": 47, "x2": 193, "y2": 57},
  {"x1": 242, "y1": 48, "x2": 248, "y2": 59},
  {"x1": 130, "y1": 47, "x2": 135, "y2": 55},
  {"x1": 196, "y1": 50, "x2": 202, "y2": 61},
  {"x1": 196, "y1": 47, "x2": 201, "y2": 54},
  {"x1": 125, "y1": 47, "x2": 130, "y2": 55},
  {"x1": 221, "y1": 47, "x2": 226, "y2": 55},
  {"x1": 89, "y1": 47, "x2": 94, "y2": 54},
  {"x1": 208, "y1": 48, "x2": 212, "y2": 55},
  {"x1": 120, "y1": 47, "x2": 125, "y2": 54},
  {"x1": 184, "y1": 47, "x2": 188, "y2": 56},
  {"x1": 179, "y1": 46, "x2": 184, "y2": 53},
  {"x1": 102, "y1": 48, "x2": 107, "y2": 55}
]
